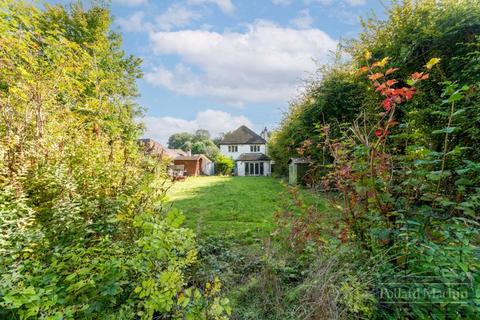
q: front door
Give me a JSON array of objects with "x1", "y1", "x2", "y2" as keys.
[{"x1": 245, "y1": 162, "x2": 264, "y2": 176}]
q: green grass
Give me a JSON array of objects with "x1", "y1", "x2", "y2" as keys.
[
  {"x1": 167, "y1": 176, "x2": 340, "y2": 319},
  {"x1": 167, "y1": 176, "x2": 285, "y2": 241}
]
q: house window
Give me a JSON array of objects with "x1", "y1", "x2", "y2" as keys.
[
  {"x1": 245, "y1": 162, "x2": 265, "y2": 176},
  {"x1": 228, "y1": 145, "x2": 238, "y2": 152},
  {"x1": 250, "y1": 145, "x2": 260, "y2": 152}
]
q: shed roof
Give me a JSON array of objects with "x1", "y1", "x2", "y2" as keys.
[
  {"x1": 288, "y1": 157, "x2": 311, "y2": 164},
  {"x1": 175, "y1": 154, "x2": 212, "y2": 162},
  {"x1": 236, "y1": 153, "x2": 271, "y2": 161},
  {"x1": 219, "y1": 125, "x2": 266, "y2": 145}
]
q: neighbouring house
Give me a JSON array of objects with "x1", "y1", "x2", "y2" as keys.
[
  {"x1": 138, "y1": 138, "x2": 213, "y2": 176},
  {"x1": 219, "y1": 125, "x2": 272, "y2": 176},
  {"x1": 174, "y1": 154, "x2": 214, "y2": 176}
]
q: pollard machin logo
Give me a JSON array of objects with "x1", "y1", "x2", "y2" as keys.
[{"x1": 379, "y1": 275, "x2": 476, "y2": 304}]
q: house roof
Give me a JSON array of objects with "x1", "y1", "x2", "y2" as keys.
[
  {"x1": 138, "y1": 139, "x2": 190, "y2": 160},
  {"x1": 236, "y1": 153, "x2": 271, "y2": 161},
  {"x1": 219, "y1": 125, "x2": 266, "y2": 145},
  {"x1": 138, "y1": 138, "x2": 171, "y2": 159}
]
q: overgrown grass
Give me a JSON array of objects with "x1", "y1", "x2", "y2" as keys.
[{"x1": 167, "y1": 176, "x2": 344, "y2": 319}]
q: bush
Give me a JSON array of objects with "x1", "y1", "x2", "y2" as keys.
[
  {"x1": 269, "y1": 0, "x2": 480, "y2": 318},
  {"x1": 215, "y1": 155, "x2": 235, "y2": 176},
  {"x1": 0, "y1": 2, "x2": 229, "y2": 319}
]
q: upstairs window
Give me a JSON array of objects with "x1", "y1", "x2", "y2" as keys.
[
  {"x1": 228, "y1": 145, "x2": 238, "y2": 152},
  {"x1": 250, "y1": 145, "x2": 260, "y2": 152}
]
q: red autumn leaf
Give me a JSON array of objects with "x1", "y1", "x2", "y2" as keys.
[
  {"x1": 382, "y1": 88, "x2": 395, "y2": 96},
  {"x1": 368, "y1": 72, "x2": 384, "y2": 81},
  {"x1": 385, "y1": 67, "x2": 399, "y2": 75},
  {"x1": 404, "y1": 88, "x2": 415, "y2": 100},
  {"x1": 386, "y1": 79, "x2": 397, "y2": 87},
  {"x1": 375, "y1": 83, "x2": 386, "y2": 92},
  {"x1": 411, "y1": 72, "x2": 424, "y2": 80},
  {"x1": 382, "y1": 99, "x2": 392, "y2": 111}
]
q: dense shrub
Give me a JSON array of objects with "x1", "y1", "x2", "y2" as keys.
[
  {"x1": 269, "y1": 0, "x2": 480, "y2": 318},
  {"x1": 215, "y1": 155, "x2": 235, "y2": 176},
  {"x1": 0, "y1": 1, "x2": 229, "y2": 319}
]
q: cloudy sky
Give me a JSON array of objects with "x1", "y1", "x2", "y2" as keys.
[{"x1": 54, "y1": 0, "x2": 388, "y2": 143}]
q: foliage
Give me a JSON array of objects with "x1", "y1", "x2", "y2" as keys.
[
  {"x1": 0, "y1": 1, "x2": 229, "y2": 319},
  {"x1": 214, "y1": 155, "x2": 235, "y2": 176},
  {"x1": 168, "y1": 132, "x2": 195, "y2": 150},
  {"x1": 168, "y1": 130, "x2": 220, "y2": 159},
  {"x1": 269, "y1": 0, "x2": 480, "y2": 318}
]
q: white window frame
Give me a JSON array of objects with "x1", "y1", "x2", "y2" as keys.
[{"x1": 228, "y1": 145, "x2": 238, "y2": 152}]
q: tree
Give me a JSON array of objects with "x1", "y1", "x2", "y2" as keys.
[
  {"x1": 194, "y1": 129, "x2": 210, "y2": 141},
  {"x1": 0, "y1": 2, "x2": 229, "y2": 319},
  {"x1": 168, "y1": 132, "x2": 194, "y2": 149},
  {"x1": 192, "y1": 141, "x2": 206, "y2": 154}
]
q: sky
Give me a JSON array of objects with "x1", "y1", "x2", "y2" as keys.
[{"x1": 52, "y1": 0, "x2": 388, "y2": 144}]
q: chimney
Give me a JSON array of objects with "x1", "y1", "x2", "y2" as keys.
[{"x1": 260, "y1": 127, "x2": 268, "y2": 140}]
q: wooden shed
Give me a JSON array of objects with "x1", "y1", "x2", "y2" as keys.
[
  {"x1": 173, "y1": 155, "x2": 213, "y2": 176},
  {"x1": 288, "y1": 158, "x2": 311, "y2": 185}
]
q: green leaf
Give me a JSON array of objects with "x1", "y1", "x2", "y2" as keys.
[{"x1": 432, "y1": 127, "x2": 456, "y2": 135}]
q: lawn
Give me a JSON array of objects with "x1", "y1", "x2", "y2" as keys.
[
  {"x1": 167, "y1": 176, "x2": 338, "y2": 318},
  {"x1": 167, "y1": 176, "x2": 285, "y2": 241}
]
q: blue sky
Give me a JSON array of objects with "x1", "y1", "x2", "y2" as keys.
[{"x1": 54, "y1": 0, "x2": 388, "y2": 143}]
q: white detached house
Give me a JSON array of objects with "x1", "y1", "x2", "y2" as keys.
[{"x1": 219, "y1": 125, "x2": 272, "y2": 176}]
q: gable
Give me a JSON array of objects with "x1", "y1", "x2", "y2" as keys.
[{"x1": 219, "y1": 125, "x2": 266, "y2": 145}]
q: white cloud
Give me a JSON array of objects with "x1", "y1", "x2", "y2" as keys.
[
  {"x1": 145, "y1": 21, "x2": 338, "y2": 104},
  {"x1": 116, "y1": 4, "x2": 201, "y2": 33},
  {"x1": 116, "y1": 11, "x2": 146, "y2": 32},
  {"x1": 142, "y1": 109, "x2": 252, "y2": 144},
  {"x1": 329, "y1": 8, "x2": 359, "y2": 25},
  {"x1": 187, "y1": 0, "x2": 235, "y2": 14},
  {"x1": 304, "y1": 0, "x2": 333, "y2": 5},
  {"x1": 155, "y1": 4, "x2": 202, "y2": 31},
  {"x1": 290, "y1": 9, "x2": 313, "y2": 29},
  {"x1": 344, "y1": 0, "x2": 366, "y2": 6},
  {"x1": 304, "y1": 0, "x2": 365, "y2": 5},
  {"x1": 272, "y1": 0, "x2": 292, "y2": 5},
  {"x1": 113, "y1": 0, "x2": 147, "y2": 6}
]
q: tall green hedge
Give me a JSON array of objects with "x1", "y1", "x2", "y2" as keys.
[{"x1": 0, "y1": 1, "x2": 229, "y2": 319}]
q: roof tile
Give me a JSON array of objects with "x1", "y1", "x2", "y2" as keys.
[{"x1": 219, "y1": 125, "x2": 266, "y2": 144}]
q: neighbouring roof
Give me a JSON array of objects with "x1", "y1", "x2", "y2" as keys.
[
  {"x1": 219, "y1": 125, "x2": 266, "y2": 145},
  {"x1": 138, "y1": 138, "x2": 171, "y2": 159},
  {"x1": 175, "y1": 154, "x2": 212, "y2": 162},
  {"x1": 138, "y1": 139, "x2": 189, "y2": 160},
  {"x1": 236, "y1": 153, "x2": 271, "y2": 161},
  {"x1": 171, "y1": 149, "x2": 189, "y2": 156},
  {"x1": 288, "y1": 157, "x2": 311, "y2": 164}
]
